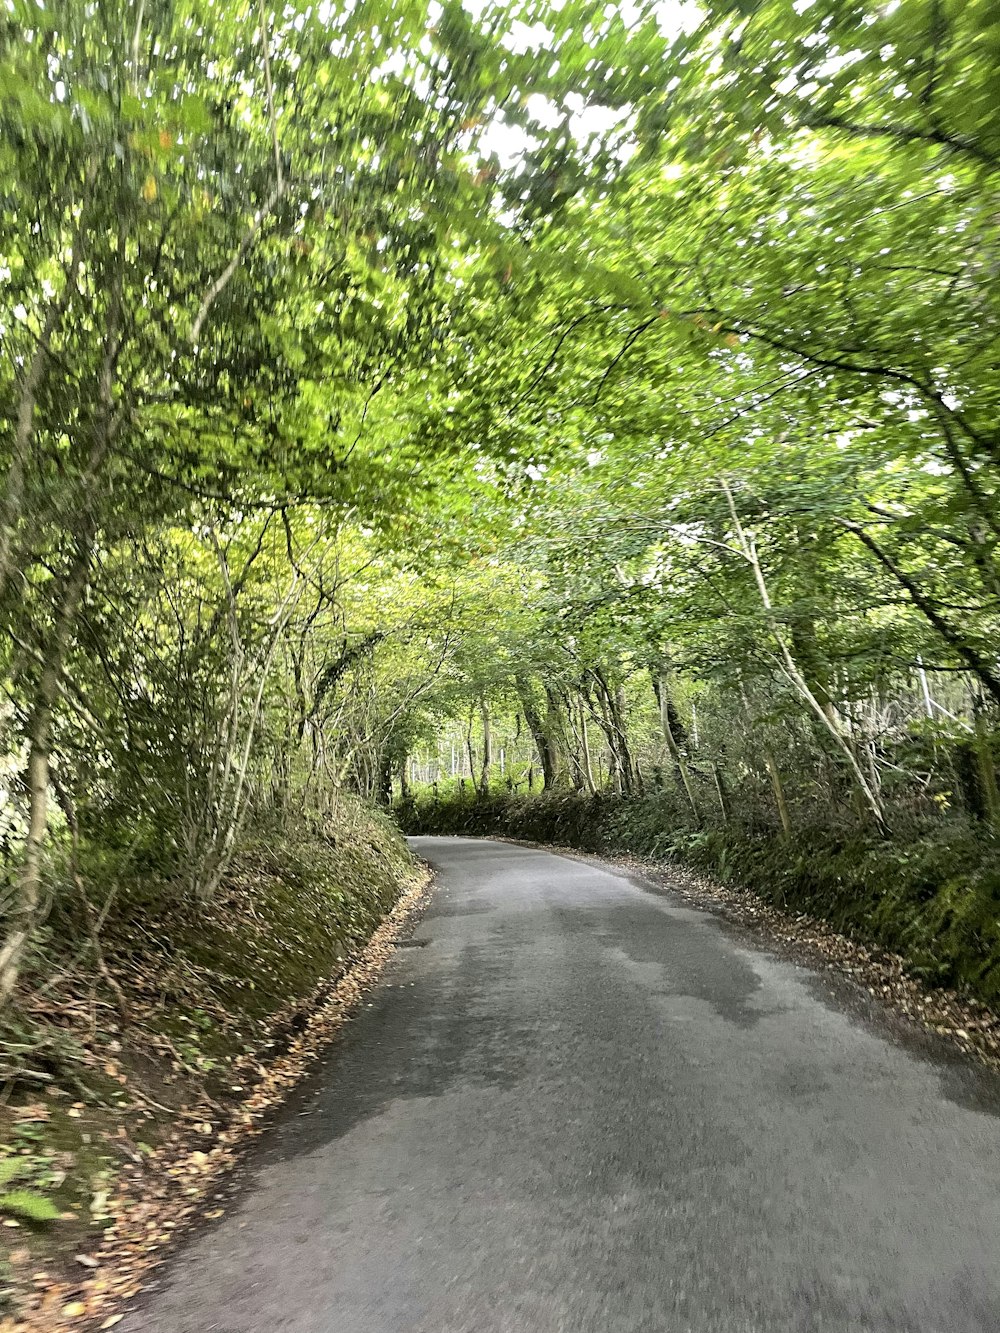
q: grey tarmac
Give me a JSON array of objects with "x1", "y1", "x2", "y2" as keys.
[{"x1": 121, "y1": 836, "x2": 1000, "y2": 1333}]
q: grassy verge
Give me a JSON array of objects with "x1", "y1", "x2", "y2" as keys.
[
  {"x1": 0, "y1": 797, "x2": 419, "y2": 1319},
  {"x1": 398, "y1": 788, "x2": 1000, "y2": 1008}
]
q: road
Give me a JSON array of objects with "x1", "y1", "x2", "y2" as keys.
[{"x1": 123, "y1": 836, "x2": 1000, "y2": 1333}]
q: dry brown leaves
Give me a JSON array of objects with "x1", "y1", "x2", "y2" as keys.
[{"x1": 1, "y1": 869, "x2": 431, "y2": 1333}]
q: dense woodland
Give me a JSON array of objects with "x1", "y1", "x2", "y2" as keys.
[
  {"x1": 2, "y1": 0, "x2": 1000, "y2": 1189},
  {"x1": 390, "y1": 3, "x2": 1000, "y2": 993}
]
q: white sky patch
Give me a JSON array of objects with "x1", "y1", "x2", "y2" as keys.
[
  {"x1": 632, "y1": 0, "x2": 701, "y2": 34},
  {"x1": 505, "y1": 18, "x2": 557, "y2": 51},
  {"x1": 479, "y1": 0, "x2": 700, "y2": 168},
  {"x1": 479, "y1": 117, "x2": 535, "y2": 164},
  {"x1": 322, "y1": 0, "x2": 701, "y2": 176}
]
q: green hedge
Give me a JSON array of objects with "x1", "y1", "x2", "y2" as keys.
[{"x1": 398, "y1": 790, "x2": 1000, "y2": 1007}]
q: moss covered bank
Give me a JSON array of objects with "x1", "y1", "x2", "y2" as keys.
[{"x1": 0, "y1": 798, "x2": 420, "y2": 1318}]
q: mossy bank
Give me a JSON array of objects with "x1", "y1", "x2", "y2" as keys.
[{"x1": 0, "y1": 798, "x2": 418, "y2": 1315}]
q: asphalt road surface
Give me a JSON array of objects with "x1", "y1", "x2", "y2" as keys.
[{"x1": 123, "y1": 837, "x2": 1000, "y2": 1333}]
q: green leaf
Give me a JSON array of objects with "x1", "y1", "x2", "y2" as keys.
[
  {"x1": 177, "y1": 93, "x2": 213, "y2": 135},
  {"x1": 0, "y1": 1189, "x2": 62, "y2": 1223},
  {"x1": 0, "y1": 1156, "x2": 25, "y2": 1189}
]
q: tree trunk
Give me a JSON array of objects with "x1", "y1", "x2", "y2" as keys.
[
  {"x1": 593, "y1": 682, "x2": 623, "y2": 793},
  {"x1": 590, "y1": 670, "x2": 634, "y2": 795},
  {"x1": 565, "y1": 692, "x2": 595, "y2": 793},
  {"x1": 973, "y1": 699, "x2": 1000, "y2": 826},
  {"x1": 518, "y1": 679, "x2": 560, "y2": 789},
  {"x1": 0, "y1": 541, "x2": 91, "y2": 1008},
  {"x1": 466, "y1": 708, "x2": 477, "y2": 793},
  {"x1": 764, "y1": 750, "x2": 793, "y2": 839},
  {"x1": 612, "y1": 682, "x2": 636, "y2": 793},
  {"x1": 480, "y1": 699, "x2": 492, "y2": 791},
  {"x1": 579, "y1": 702, "x2": 597, "y2": 794},
  {"x1": 601, "y1": 673, "x2": 635, "y2": 794},
  {"x1": 655, "y1": 674, "x2": 700, "y2": 822},
  {"x1": 376, "y1": 751, "x2": 393, "y2": 807},
  {"x1": 712, "y1": 763, "x2": 731, "y2": 823},
  {"x1": 721, "y1": 481, "x2": 889, "y2": 833}
]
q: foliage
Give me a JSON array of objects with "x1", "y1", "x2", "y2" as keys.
[{"x1": 0, "y1": 1154, "x2": 61, "y2": 1224}]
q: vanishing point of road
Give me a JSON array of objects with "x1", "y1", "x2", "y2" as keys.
[{"x1": 123, "y1": 837, "x2": 1000, "y2": 1333}]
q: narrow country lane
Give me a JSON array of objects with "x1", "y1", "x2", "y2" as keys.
[{"x1": 122, "y1": 838, "x2": 1000, "y2": 1333}]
